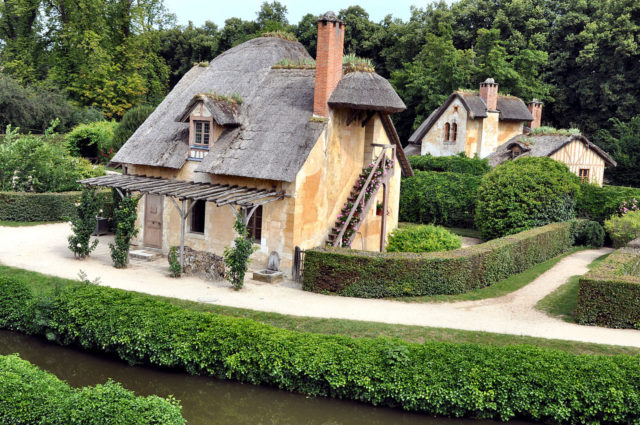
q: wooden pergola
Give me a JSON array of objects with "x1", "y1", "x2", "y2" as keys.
[{"x1": 80, "y1": 174, "x2": 285, "y2": 266}]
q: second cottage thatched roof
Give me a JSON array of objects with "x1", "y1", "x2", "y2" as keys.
[{"x1": 112, "y1": 36, "x2": 409, "y2": 182}]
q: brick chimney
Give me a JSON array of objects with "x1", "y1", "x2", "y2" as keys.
[
  {"x1": 313, "y1": 11, "x2": 345, "y2": 118},
  {"x1": 528, "y1": 99, "x2": 543, "y2": 129},
  {"x1": 479, "y1": 78, "x2": 499, "y2": 111}
]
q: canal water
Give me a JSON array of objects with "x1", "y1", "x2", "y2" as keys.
[{"x1": 0, "y1": 330, "x2": 533, "y2": 425}]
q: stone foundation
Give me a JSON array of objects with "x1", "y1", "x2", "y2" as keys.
[{"x1": 169, "y1": 246, "x2": 225, "y2": 281}]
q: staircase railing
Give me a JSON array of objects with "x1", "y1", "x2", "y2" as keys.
[{"x1": 332, "y1": 146, "x2": 394, "y2": 247}]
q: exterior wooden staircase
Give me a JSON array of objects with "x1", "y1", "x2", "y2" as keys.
[{"x1": 327, "y1": 146, "x2": 395, "y2": 248}]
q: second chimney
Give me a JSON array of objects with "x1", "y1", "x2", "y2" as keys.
[
  {"x1": 528, "y1": 99, "x2": 543, "y2": 129},
  {"x1": 479, "y1": 78, "x2": 499, "y2": 111},
  {"x1": 313, "y1": 11, "x2": 345, "y2": 118}
]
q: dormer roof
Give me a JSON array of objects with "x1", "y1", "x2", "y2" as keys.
[{"x1": 176, "y1": 93, "x2": 241, "y2": 126}]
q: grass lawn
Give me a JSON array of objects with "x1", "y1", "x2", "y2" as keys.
[
  {"x1": 394, "y1": 247, "x2": 584, "y2": 303},
  {"x1": 0, "y1": 220, "x2": 62, "y2": 227},
  {"x1": 1, "y1": 263, "x2": 638, "y2": 357},
  {"x1": 536, "y1": 251, "x2": 612, "y2": 322},
  {"x1": 443, "y1": 226, "x2": 482, "y2": 239}
]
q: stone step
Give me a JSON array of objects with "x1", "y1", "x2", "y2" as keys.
[{"x1": 129, "y1": 249, "x2": 161, "y2": 261}]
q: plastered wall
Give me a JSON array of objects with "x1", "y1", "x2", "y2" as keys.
[{"x1": 420, "y1": 98, "x2": 467, "y2": 156}]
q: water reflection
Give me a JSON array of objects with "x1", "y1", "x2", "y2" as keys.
[{"x1": 0, "y1": 330, "x2": 532, "y2": 425}]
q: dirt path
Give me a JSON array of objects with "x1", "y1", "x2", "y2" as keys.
[{"x1": 2, "y1": 223, "x2": 639, "y2": 348}]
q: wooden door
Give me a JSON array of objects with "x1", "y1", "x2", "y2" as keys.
[{"x1": 144, "y1": 194, "x2": 163, "y2": 248}]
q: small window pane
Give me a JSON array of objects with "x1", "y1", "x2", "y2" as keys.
[
  {"x1": 195, "y1": 124, "x2": 202, "y2": 144},
  {"x1": 203, "y1": 122, "x2": 210, "y2": 145}
]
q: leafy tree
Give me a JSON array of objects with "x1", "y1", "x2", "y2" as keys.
[
  {"x1": 256, "y1": 1, "x2": 288, "y2": 31},
  {"x1": 592, "y1": 116, "x2": 640, "y2": 187},
  {"x1": 112, "y1": 104, "x2": 154, "y2": 150}
]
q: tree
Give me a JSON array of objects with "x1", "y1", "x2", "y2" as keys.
[
  {"x1": 256, "y1": 1, "x2": 288, "y2": 31},
  {"x1": 592, "y1": 116, "x2": 640, "y2": 187}
]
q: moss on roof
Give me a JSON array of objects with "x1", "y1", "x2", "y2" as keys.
[{"x1": 261, "y1": 31, "x2": 298, "y2": 42}]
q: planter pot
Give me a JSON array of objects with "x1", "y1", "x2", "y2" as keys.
[{"x1": 93, "y1": 217, "x2": 110, "y2": 236}]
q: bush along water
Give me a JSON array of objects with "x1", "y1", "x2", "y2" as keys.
[
  {"x1": 224, "y1": 215, "x2": 256, "y2": 290},
  {"x1": 0, "y1": 353, "x2": 185, "y2": 424},
  {"x1": 109, "y1": 194, "x2": 140, "y2": 268},
  {"x1": 67, "y1": 188, "x2": 100, "y2": 258},
  {"x1": 334, "y1": 158, "x2": 394, "y2": 246},
  {"x1": 1, "y1": 278, "x2": 639, "y2": 425},
  {"x1": 387, "y1": 224, "x2": 461, "y2": 253}
]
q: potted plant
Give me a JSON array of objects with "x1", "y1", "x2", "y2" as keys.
[{"x1": 376, "y1": 202, "x2": 384, "y2": 216}]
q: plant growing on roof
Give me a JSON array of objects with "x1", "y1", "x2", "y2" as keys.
[
  {"x1": 342, "y1": 53, "x2": 375, "y2": 73},
  {"x1": 224, "y1": 215, "x2": 257, "y2": 290},
  {"x1": 109, "y1": 194, "x2": 141, "y2": 268},
  {"x1": 67, "y1": 188, "x2": 100, "y2": 259},
  {"x1": 261, "y1": 31, "x2": 298, "y2": 41}
]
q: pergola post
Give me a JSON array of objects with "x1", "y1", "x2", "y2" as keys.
[
  {"x1": 180, "y1": 199, "x2": 186, "y2": 267},
  {"x1": 380, "y1": 181, "x2": 389, "y2": 252}
]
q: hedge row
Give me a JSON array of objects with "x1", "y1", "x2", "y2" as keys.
[
  {"x1": 576, "y1": 183, "x2": 640, "y2": 224},
  {"x1": 407, "y1": 153, "x2": 490, "y2": 175},
  {"x1": 303, "y1": 222, "x2": 573, "y2": 298},
  {"x1": 1, "y1": 277, "x2": 639, "y2": 424},
  {"x1": 0, "y1": 190, "x2": 114, "y2": 222},
  {"x1": 0, "y1": 353, "x2": 184, "y2": 424},
  {"x1": 576, "y1": 248, "x2": 640, "y2": 329},
  {"x1": 399, "y1": 170, "x2": 481, "y2": 228}
]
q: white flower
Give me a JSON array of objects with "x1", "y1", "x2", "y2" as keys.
[
  {"x1": 99, "y1": 209, "x2": 103, "y2": 213},
  {"x1": 68, "y1": 221, "x2": 73, "y2": 225},
  {"x1": 76, "y1": 243, "x2": 81, "y2": 248},
  {"x1": 74, "y1": 203, "x2": 80, "y2": 207}
]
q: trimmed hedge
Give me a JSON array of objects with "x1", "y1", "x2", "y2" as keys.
[
  {"x1": 0, "y1": 190, "x2": 113, "y2": 222},
  {"x1": 407, "y1": 153, "x2": 490, "y2": 175},
  {"x1": 576, "y1": 248, "x2": 640, "y2": 329},
  {"x1": 2, "y1": 277, "x2": 640, "y2": 424},
  {"x1": 399, "y1": 171, "x2": 481, "y2": 228},
  {"x1": 576, "y1": 183, "x2": 640, "y2": 224},
  {"x1": 303, "y1": 222, "x2": 573, "y2": 298},
  {"x1": 0, "y1": 353, "x2": 184, "y2": 424},
  {"x1": 387, "y1": 224, "x2": 461, "y2": 253}
]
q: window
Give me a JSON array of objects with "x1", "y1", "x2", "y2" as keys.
[
  {"x1": 451, "y1": 123, "x2": 458, "y2": 142},
  {"x1": 444, "y1": 123, "x2": 450, "y2": 141},
  {"x1": 579, "y1": 168, "x2": 590, "y2": 183},
  {"x1": 247, "y1": 206, "x2": 262, "y2": 242},
  {"x1": 190, "y1": 200, "x2": 205, "y2": 233},
  {"x1": 193, "y1": 120, "x2": 210, "y2": 145}
]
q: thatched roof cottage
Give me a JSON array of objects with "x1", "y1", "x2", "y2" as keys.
[
  {"x1": 82, "y1": 11, "x2": 412, "y2": 273},
  {"x1": 487, "y1": 132, "x2": 616, "y2": 186},
  {"x1": 405, "y1": 78, "x2": 540, "y2": 158}
]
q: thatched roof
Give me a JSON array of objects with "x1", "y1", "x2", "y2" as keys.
[
  {"x1": 328, "y1": 71, "x2": 406, "y2": 113},
  {"x1": 407, "y1": 91, "x2": 533, "y2": 144},
  {"x1": 487, "y1": 133, "x2": 617, "y2": 167},
  {"x1": 112, "y1": 35, "x2": 409, "y2": 182},
  {"x1": 176, "y1": 94, "x2": 241, "y2": 126},
  {"x1": 112, "y1": 37, "x2": 314, "y2": 177}
]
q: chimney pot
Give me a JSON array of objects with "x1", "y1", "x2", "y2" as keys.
[
  {"x1": 528, "y1": 99, "x2": 543, "y2": 129},
  {"x1": 313, "y1": 11, "x2": 345, "y2": 118}
]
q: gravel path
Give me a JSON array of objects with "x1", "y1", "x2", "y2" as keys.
[{"x1": 2, "y1": 223, "x2": 639, "y2": 348}]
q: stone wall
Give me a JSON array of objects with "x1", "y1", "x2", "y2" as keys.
[{"x1": 168, "y1": 246, "x2": 225, "y2": 281}]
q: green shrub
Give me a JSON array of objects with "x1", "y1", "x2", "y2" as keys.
[
  {"x1": 475, "y1": 157, "x2": 580, "y2": 240},
  {"x1": 68, "y1": 188, "x2": 100, "y2": 258},
  {"x1": 0, "y1": 190, "x2": 114, "y2": 222},
  {"x1": 1, "y1": 278, "x2": 639, "y2": 424},
  {"x1": 407, "y1": 153, "x2": 490, "y2": 175},
  {"x1": 304, "y1": 222, "x2": 573, "y2": 298},
  {"x1": 604, "y1": 211, "x2": 640, "y2": 248},
  {"x1": 169, "y1": 246, "x2": 181, "y2": 277},
  {"x1": 387, "y1": 224, "x2": 461, "y2": 253},
  {"x1": 0, "y1": 354, "x2": 185, "y2": 424},
  {"x1": 112, "y1": 104, "x2": 154, "y2": 149},
  {"x1": 570, "y1": 219, "x2": 605, "y2": 247},
  {"x1": 0, "y1": 126, "x2": 104, "y2": 192},
  {"x1": 110, "y1": 194, "x2": 141, "y2": 268},
  {"x1": 575, "y1": 183, "x2": 640, "y2": 224},
  {"x1": 399, "y1": 171, "x2": 481, "y2": 227},
  {"x1": 576, "y1": 248, "x2": 640, "y2": 328},
  {"x1": 224, "y1": 216, "x2": 256, "y2": 290},
  {"x1": 65, "y1": 120, "x2": 118, "y2": 162}
]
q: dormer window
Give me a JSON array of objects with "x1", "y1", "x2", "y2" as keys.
[{"x1": 193, "y1": 120, "x2": 211, "y2": 146}]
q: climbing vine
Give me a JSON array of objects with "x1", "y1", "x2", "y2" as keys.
[
  {"x1": 68, "y1": 188, "x2": 100, "y2": 259},
  {"x1": 109, "y1": 193, "x2": 141, "y2": 268},
  {"x1": 223, "y1": 214, "x2": 257, "y2": 290}
]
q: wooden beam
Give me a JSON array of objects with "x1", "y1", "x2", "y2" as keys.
[{"x1": 361, "y1": 111, "x2": 376, "y2": 127}]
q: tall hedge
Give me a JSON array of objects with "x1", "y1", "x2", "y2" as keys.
[
  {"x1": 576, "y1": 183, "x2": 640, "y2": 224},
  {"x1": 399, "y1": 170, "x2": 481, "y2": 228},
  {"x1": 475, "y1": 157, "x2": 581, "y2": 240},
  {"x1": 0, "y1": 354, "x2": 185, "y2": 424},
  {"x1": 0, "y1": 190, "x2": 114, "y2": 222},
  {"x1": 303, "y1": 222, "x2": 573, "y2": 298},
  {"x1": 407, "y1": 153, "x2": 490, "y2": 175},
  {"x1": 1, "y1": 277, "x2": 639, "y2": 424},
  {"x1": 576, "y1": 248, "x2": 640, "y2": 329}
]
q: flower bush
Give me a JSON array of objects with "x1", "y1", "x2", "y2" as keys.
[
  {"x1": 109, "y1": 194, "x2": 140, "y2": 268},
  {"x1": 618, "y1": 198, "x2": 639, "y2": 215},
  {"x1": 334, "y1": 158, "x2": 394, "y2": 246},
  {"x1": 604, "y1": 210, "x2": 640, "y2": 248}
]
